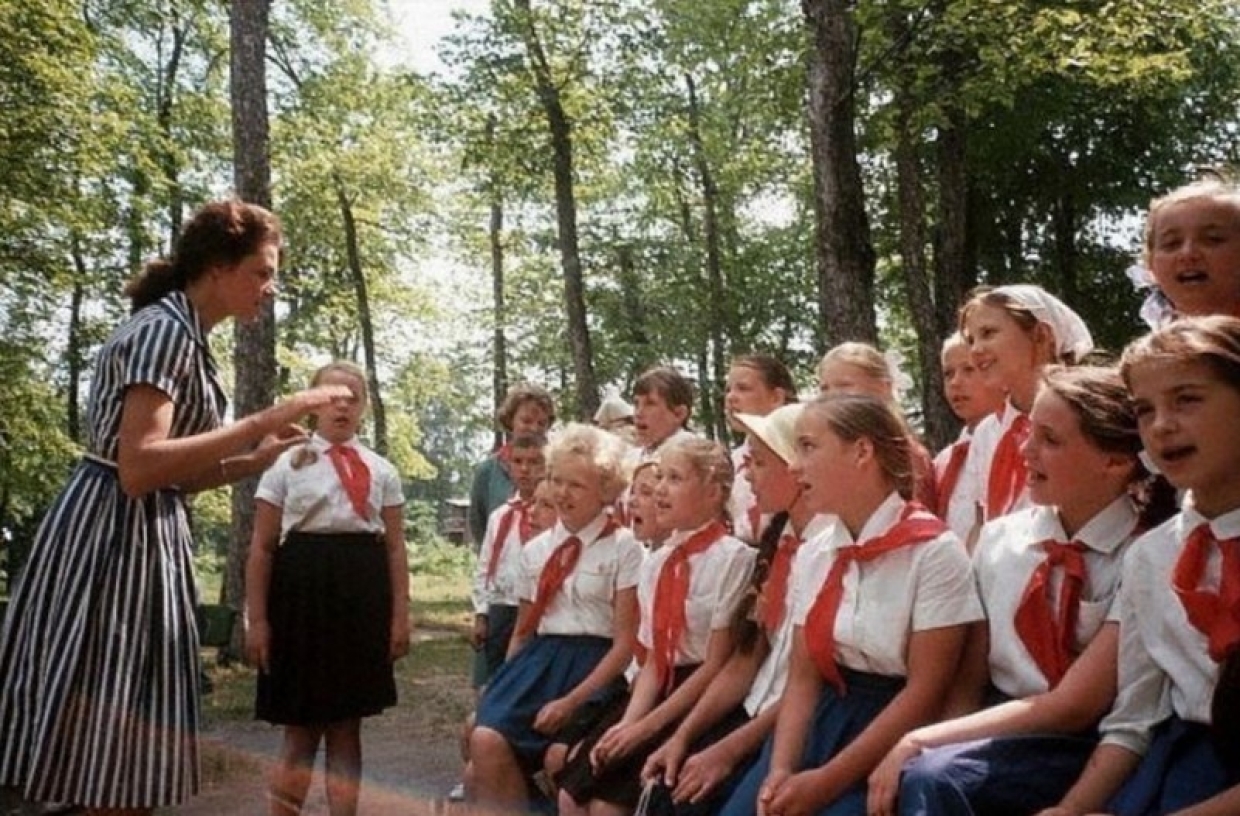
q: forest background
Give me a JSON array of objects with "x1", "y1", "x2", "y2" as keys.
[{"x1": 3, "y1": 0, "x2": 1240, "y2": 628}]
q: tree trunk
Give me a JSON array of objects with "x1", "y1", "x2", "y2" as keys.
[
  {"x1": 487, "y1": 116, "x2": 508, "y2": 450},
  {"x1": 334, "y1": 176, "x2": 388, "y2": 455},
  {"x1": 67, "y1": 233, "x2": 87, "y2": 443},
  {"x1": 804, "y1": 0, "x2": 877, "y2": 347},
  {"x1": 514, "y1": 0, "x2": 599, "y2": 419},
  {"x1": 934, "y1": 102, "x2": 971, "y2": 328},
  {"x1": 890, "y1": 55, "x2": 954, "y2": 449},
  {"x1": 225, "y1": 0, "x2": 273, "y2": 660},
  {"x1": 616, "y1": 244, "x2": 650, "y2": 381},
  {"x1": 1053, "y1": 190, "x2": 1079, "y2": 305},
  {"x1": 156, "y1": 12, "x2": 186, "y2": 240},
  {"x1": 685, "y1": 72, "x2": 727, "y2": 442}
]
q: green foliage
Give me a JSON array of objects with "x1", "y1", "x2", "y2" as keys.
[
  {"x1": 408, "y1": 536, "x2": 474, "y2": 578},
  {"x1": 0, "y1": 342, "x2": 78, "y2": 586},
  {"x1": 6, "y1": 0, "x2": 1240, "y2": 551}
]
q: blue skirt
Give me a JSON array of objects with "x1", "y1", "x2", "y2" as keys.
[
  {"x1": 897, "y1": 732, "x2": 1097, "y2": 815},
  {"x1": 719, "y1": 669, "x2": 905, "y2": 816},
  {"x1": 475, "y1": 633, "x2": 612, "y2": 769},
  {"x1": 1108, "y1": 716, "x2": 1234, "y2": 816}
]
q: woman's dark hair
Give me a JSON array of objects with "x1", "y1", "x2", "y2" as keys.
[
  {"x1": 496, "y1": 383, "x2": 556, "y2": 433},
  {"x1": 124, "y1": 199, "x2": 282, "y2": 311},
  {"x1": 730, "y1": 511, "x2": 791, "y2": 655}
]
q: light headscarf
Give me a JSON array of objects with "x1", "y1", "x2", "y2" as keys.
[{"x1": 992, "y1": 284, "x2": 1094, "y2": 360}]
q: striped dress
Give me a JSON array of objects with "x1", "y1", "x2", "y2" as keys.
[{"x1": 0, "y1": 290, "x2": 224, "y2": 808}]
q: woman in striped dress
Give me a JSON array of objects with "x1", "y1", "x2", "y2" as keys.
[{"x1": 0, "y1": 200, "x2": 348, "y2": 815}]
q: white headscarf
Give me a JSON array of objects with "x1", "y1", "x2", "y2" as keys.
[{"x1": 992, "y1": 284, "x2": 1094, "y2": 360}]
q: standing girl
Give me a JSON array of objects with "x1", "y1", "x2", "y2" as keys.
[
  {"x1": 869, "y1": 365, "x2": 1174, "y2": 816},
  {"x1": 956, "y1": 286, "x2": 1093, "y2": 537},
  {"x1": 934, "y1": 332, "x2": 1006, "y2": 541},
  {"x1": 467, "y1": 423, "x2": 643, "y2": 813},
  {"x1": 558, "y1": 437, "x2": 756, "y2": 816},
  {"x1": 641, "y1": 404, "x2": 835, "y2": 816},
  {"x1": 245, "y1": 361, "x2": 410, "y2": 816},
  {"x1": 727, "y1": 393, "x2": 981, "y2": 816},
  {"x1": 1036, "y1": 316, "x2": 1240, "y2": 816},
  {"x1": 724, "y1": 354, "x2": 797, "y2": 544},
  {"x1": 0, "y1": 200, "x2": 346, "y2": 815},
  {"x1": 816, "y1": 342, "x2": 938, "y2": 509}
]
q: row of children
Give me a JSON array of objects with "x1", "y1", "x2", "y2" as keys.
[{"x1": 459, "y1": 180, "x2": 1240, "y2": 816}]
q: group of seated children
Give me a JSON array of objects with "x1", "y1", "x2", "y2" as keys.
[{"x1": 460, "y1": 179, "x2": 1240, "y2": 816}]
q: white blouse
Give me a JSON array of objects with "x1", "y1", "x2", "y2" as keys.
[
  {"x1": 973, "y1": 498, "x2": 1138, "y2": 698},
  {"x1": 519, "y1": 512, "x2": 645, "y2": 638},
  {"x1": 1100, "y1": 500, "x2": 1240, "y2": 756},
  {"x1": 636, "y1": 522, "x2": 756, "y2": 666},
  {"x1": 792, "y1": 492, "x2": 982, "y2": 677},
  {"x1": 744, "y1": 513, "x2": 838, "y2": 716},
  {"x1": 256, "y1": 434, "x2": 404, "y2": 537}
]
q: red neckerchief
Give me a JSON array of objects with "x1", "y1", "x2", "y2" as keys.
[
  {"x1": 804, "y1": 503, "x2": 946, "y2": 694},
  {"x1": 485, "y1": 497, "x2": 535, "y2": 583},
  {"x1": 651, "y1": 520, "x2": 728, "y2": 690},
  {"x1": 327, "y1": 444, "x2": 371, "y2": 519},
  {"x1": 759, "y1": 531, "x2": 802, "y2": 635},
  {"x1": 935, "y1": 438, "x2": 970, "y2": 520},
  {"x1": 1013, "y1": 540, "x2": 1088, "y2": 686},
  {"x1": 517, "y1": 519, "x2": 619, "y2": 638},
  {"x1": 986, "y1": 413, "x2": 1030, "y2": 520},
  {"x1": 1174, "y1": 524, "x2": 1240, "y2": 662}
]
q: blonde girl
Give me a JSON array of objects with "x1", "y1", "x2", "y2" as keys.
[
  {"x1": 870, "y1": 366, "x2": 1175, "y2": 816},
  {"x1": 539, "y1": 461, "x2": 669, "y2": 787},
  {"x1": 1132, "y1": 179, "x2": 1240, "y2": 326},
  {"x1": 558, "y1": 437, "x2": 755, "y2": 816},
  {"x1": 817, "y1": 342, "x2": 937, "y2": 509},
  {"x1": 725, "y1": 354, "x2": 797, "y2": 544},
  {"x1": 957, "y1": 285, "x2": 1093, "y2": 535},
  {"x1": 641, "y1": 404, "x2": 836, "y2": 816},
  {"x1": 934, "y1": 332, "x2": 1005, "y2": 541},
  {"x1": 467, "y1": 423, "x2": 642, "y2": 813},
  {"x1": 244, "y1": 361, "x2": 410, "y2": 816},
  {"x1": 1037, "y1": 316, "x2": 1240, "y2": 816},
  {"x1": 724, "y1": 394, "x2": 980, "y2": 816}
]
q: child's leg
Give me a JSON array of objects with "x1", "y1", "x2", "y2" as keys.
[
  {"x1": 271, "y1": 724, "x2": 324, "y2": 815},
  {"x1": 467, "y1": 725, "x2": 530, "y2": 810},
  {"x1": 588, "y1": 799, "x2": 632, "y2": 816},
  {"x1": 323, "y1": 719, "x2": 362, "y2": 816},
  {"x1": 543, "y1": 741, "x2": 569, "y2": 778},
  {"x1": 558, "y1": 789, "x2": 589, "y2": 816}
]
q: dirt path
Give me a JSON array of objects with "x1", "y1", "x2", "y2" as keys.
[
  {"x1": 181, "y1": 703, "x2": 465, "y2": 815},
  {"x1": 2, "y1": 631, "x2": 475, "y2": 815}
]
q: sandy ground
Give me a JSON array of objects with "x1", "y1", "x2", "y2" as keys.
[{"x1": 1, "y1": 633, "x2": 475, "y2": 815}]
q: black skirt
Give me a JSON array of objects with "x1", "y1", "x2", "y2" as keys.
[
  {"x1": 557, "y1": 664, "x2": 700, "y2": 808},
  {"x1": 256, "y1": 531, "x2": 396, "y2": 725}
]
